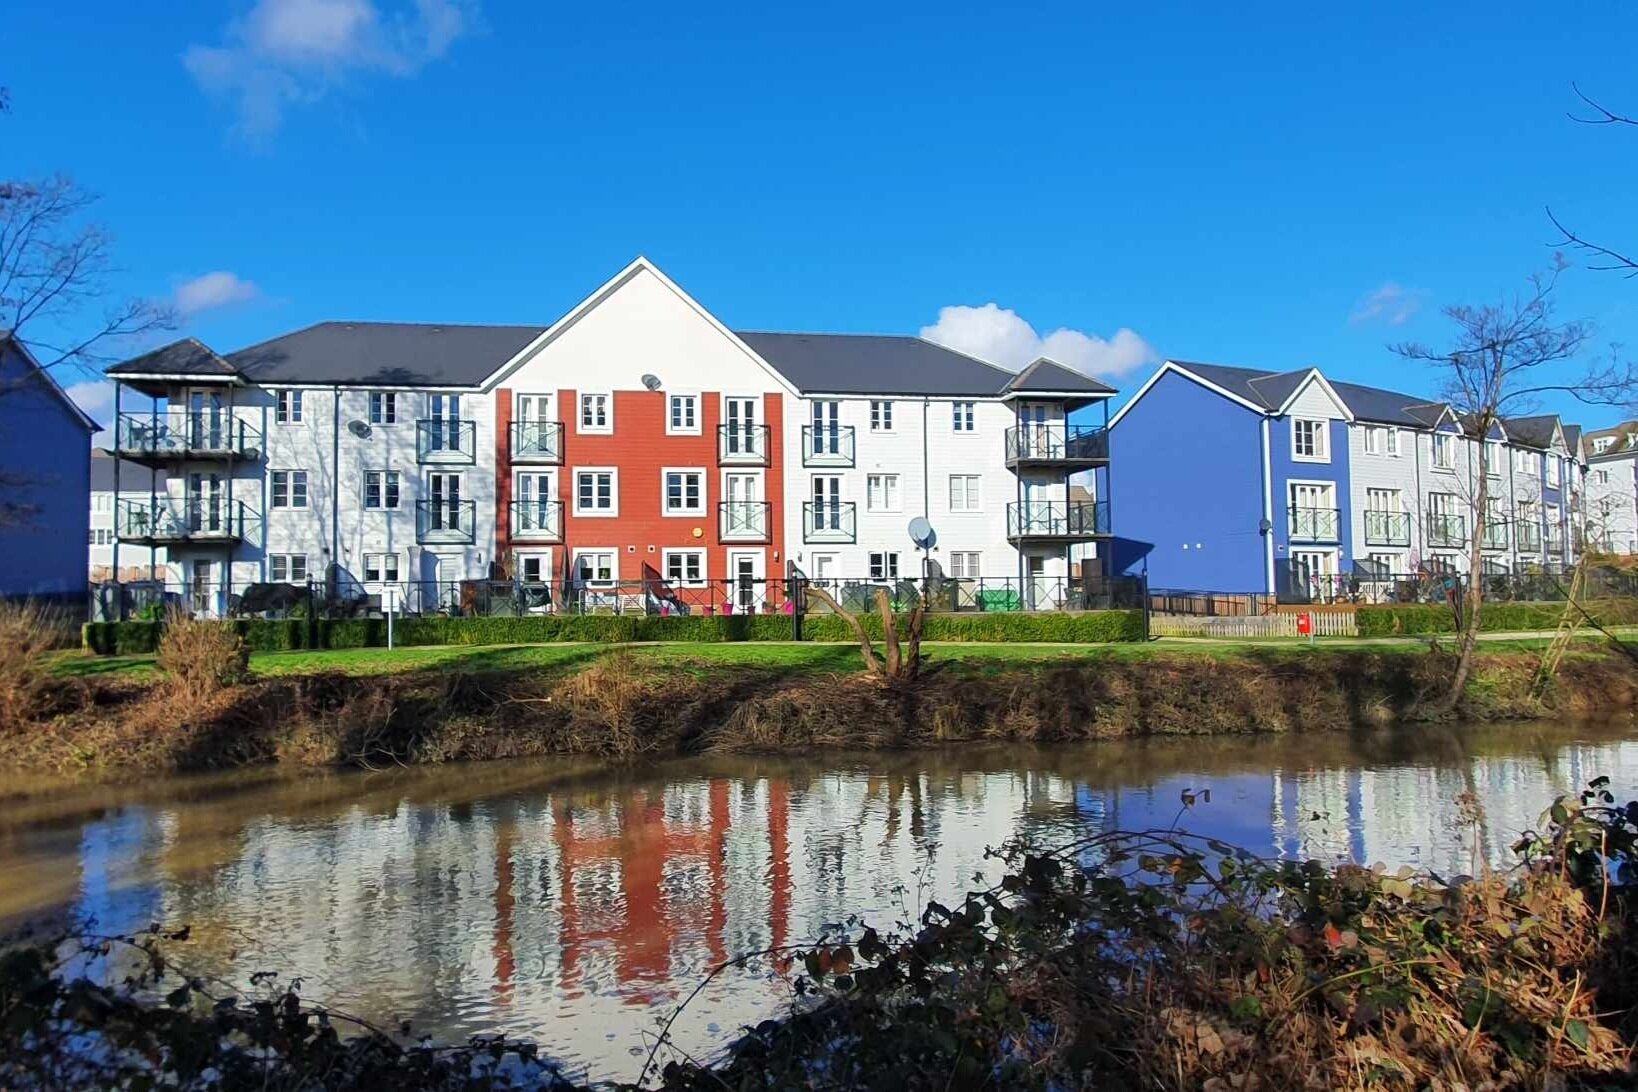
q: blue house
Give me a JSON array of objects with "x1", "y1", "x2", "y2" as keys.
[
  {"x1": 0, "y1": 337, "x2": 99, "y2": 603},
  {"x1": 1108, "y1": 360, "x2": 1585, "y2": 599}
]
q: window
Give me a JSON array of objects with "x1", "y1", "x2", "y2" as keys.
[
  {"x1": 364, "y1": 553, "x2": 399, "y2": 583},
  {"x1": 1513, "y1": 447, "x2": 1535, "y2": 476},
  {"x1": 664, "y1": 549, "x2": 706, "y2": 586},
  {"x1": 364, "y1": 470, "x2": 400, "y2": 509},
  {"x1": 518, "y1": 555, "x2": 548, "y2": 585},
  {"x1": 1485, "y1": 440, "x2": 1503, "y2": 477},
  {"x1": 1547, "y1": 458, "x2": 1561, "y2": 486},
  {"x1": 667, "y1": 394, "x2": 699, "y2": 434},
  {"x1": 1365, "y1": 487, "x2": 1400, "y2": 512},
  {"x1": 870, "y1": 400, "x2": 893, "y2": 431},
  {"x1": 1386, "y1": 427, "x2": 1400, "y2": 456},
  {"x1": 1596, "y1": 468, "x2": 1610, "y2": 484},
  {"x1": 1291, "y1": 418, "x2": 1327, "y2": 461},
  {"x1": 574, "y1": 550, "x2": 616, "y2": 585},
  {"x1": 1593, "y1": 436, "x2": 1614, "y2": 454},
  {"x1": 948, "y1": 474, "x2": 981, "y2": 512},
  {"x1": 663, "y1": 469, "x2": 705, "y2": 515},
  {"x1": 949, "y1": 551, "x2": 981, "y2": 578},
  {"x1": 1366, "y1": 552, "x2": 1400, "y2": 575},
  {"x1": 275, "y1": 389, "x2": 303, "y2": 424},
  {"x1": 869, "y1": 551, "x2": 899, "y2": 581},
  {"x1": 951, "y1": 401, "x2": 975, "y2": 432},
  {"x1": 271, "y1": 470, "x2": 308, "y2": 509},
  {"x1": 574, "y1": 469, "x2": 617, "y2": 515},
  {"x1": 1432, "y1": 432, "x2": 1456, "y2": 469},
  {"x1": 866, "y1": 473, "x2": 900, "y2": 512},
  {"x1": 1364, "y1": 426, "x2": 1381, "y2": 455},
  {"x1": 579, "y1": 392, "x2": 611, "y2": 433},
  {"x1": 369, "y1": 392, "x2": 397, "y2": 425},
  {"x1": 270, "y1": 554, "x2": 308, "y2": 582}
]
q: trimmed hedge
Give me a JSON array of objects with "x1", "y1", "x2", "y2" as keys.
[
  {"x1": 81, "y1": 609, "x2": 1147, "y2": 656},
  {"x1": 1355, "y1": 597, "x2": 1638, "y2": 637}
]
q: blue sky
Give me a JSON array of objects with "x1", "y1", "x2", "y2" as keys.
[{"x1": 7, "y1": 2, "x2": 1638, "y2": 429}]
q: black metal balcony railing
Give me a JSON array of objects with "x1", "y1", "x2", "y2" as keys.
[
  {"x1": 509, "y1": 420, "x2": 563, "y2": 464},
  {"x1": 114, "y1": 412, "x2": 262, "y2": 462},
  {"x1": 801, "y1": 425, "x2": 856, "y2": 467},
  {"x1": 509, "y1": 499, "x2": 562, "y2": 541},
  {"x1": 416, "y1": 498, "x2": 476, "y2": 544},
  {"x1": 1363, "y1": 510, "x2": 1410, "y2": 546},
  {"x1": 719, "y1": 500, "x2": 771, "y2": 542},
  {"x1": 416, "y1": 419, "x2": 476, "y2": 464},
  {"x1": 1288, "y1": 506, "x2": 1341, "y2": 542},
  {"x1": 1006, "y1": 500, "x2": 1108, "y2": 539},
  {"x1": 803, "y1": 500, "x2": 857, "y2": 544},
  {"x1": 114, "y1": 497, "x2": 261, "y2": 545},
  {"x1": 1426, "y1": 512, "x2": 1467, "y2": 548},
  {"x1": 1481, "y1": 521, "x2": 1509, "y2": 550},
  {"x1": 1002, "y1": 424, "x2": 1110, "y2": 466},
  {"x1": 1516, "y1": 523, "x2": 1542, "y2": 553},
  {"x1": 718, "y1": 423, "x2": 770, "y2": 465}
]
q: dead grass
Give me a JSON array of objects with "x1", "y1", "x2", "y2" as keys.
[
  {"x1": 155, "y1": 611, "x2": 249, "y2": 707},
  {"x1": 0, "y1": 601, "x2": 62, "y2": 730}
]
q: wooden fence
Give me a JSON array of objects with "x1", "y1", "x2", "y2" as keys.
[{"x1": 1149, "y1": 611, "x2": 1359, "y2": 639}]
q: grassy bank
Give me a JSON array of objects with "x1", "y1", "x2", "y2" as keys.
[{"x1": 9, "y1": 640, "x2": 1638, "y2": 780}]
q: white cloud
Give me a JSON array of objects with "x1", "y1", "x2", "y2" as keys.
[
  {"x1": 1350, "y1": 281, "x2": 1422, "y2": 327},
  {"x1": 919, "y1": 303, "x2": 1159, "y2": 378},
  {"x1": 175, "y1": 271, "x2": 261, "y2": 316},
  {"x1": 184, "y1": 0, "x2": 475, "y2": 137},
  {"x1": 65, "y1": 380, "x2": 116, "y2": 434}
]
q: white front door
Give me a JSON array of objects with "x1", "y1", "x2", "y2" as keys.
[
  {"x1": 191, "y1": 559, "x2": 213, "y2": 615},
  {"x1": 809, "y1": 553, "x2": 836, "y2": 587},
  {"x1": 1291, "y1": 549, "x2": 1337, "y2": 600},
  {"x1": 1026, "y1": 555, "x2": 1049, "y2": 609},
  {"x1": 727, "y1": 550, "x2": 763, "y2": 613}
]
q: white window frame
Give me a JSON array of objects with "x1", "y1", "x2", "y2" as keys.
[
  {"x1": 667, "y1": 393, "x2": 701, "y2": 436},
  {"x1": 363, "y1": 552, "x2": 400, "y2": 584},
  {"x1": 368, "y1": 391, "x2": 397, "y2": 425},
  {"x1": 661, "y1": 548, "x2": 708, "y2": 587},
  {"x1": 868, "y1": 551, "x2": 900, "y2": 581},
  {"x1": 948, "y1": 550, "x2": 981, "y2": 578},
  {"x1": 1547, "y1": 457, "x2": 1561, "y2": 487},
  {"x1": 571, "y1": 548, "x2": 618, "y2": 586},
  {"x1": 1363, "y1": 426, "x2": 1381, "y2": 455},
  {"x1": 515, "y1": 552, "x2": 551, "y2": 586},
  {"x1": 270, "y1": 553, "x2": 308, "y2": 583},
  {"x1": 271, "y1": 469, "x2": 308, "y2": 510},
  {"x1": 1291, "y1": 417, "x2": 1328, "y2": 462},
  {"x1": 948, "y1": 474, "x2": 981, "y2": 513},
  {"x1": 275, "y1": 389, "x2": 303, "y2": 424},
  {"x1": 1386, "y1": 427, "x2": 1400, "y2": 456},
  {"x1": 869, "y1": 400, "x2": 894, "y2": 432},
  {"x1": 866, "y1": 472, "x2": 902, "y2": 513},
  {"x1": 1432, "y1": 432, "x2": 1456, "y2": 470},
  {"x1": 579, "y1": 392, "x2": 613, "y2": 434},
  {"x1": 573, "y1": 467, "x2": 619, "y2": 517},
  {"x1": 661, "y1": 467, "x2": 707, "y2": 517},
  {"x1": 364, "y1": 469, "x2": 401, "y2": 510},
  {"x1": 951, "y1": 400, "x2": 976, "y2": 433}
]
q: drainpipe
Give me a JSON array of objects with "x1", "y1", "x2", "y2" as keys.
[
  {"x1": 112, "y1": 382, "x2": 122, "y2": 618},
  {"x1": 1260, "y1": 415, "x2": 1275, "y2": 595},
  {"x1": 920, "y1": 397, "x2": 930, "y2": 579},
  {"x1": 331, "y1": 385, "x2": 341, "y2": 592}
]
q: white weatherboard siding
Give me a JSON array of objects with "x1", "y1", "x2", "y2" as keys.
[
  {"x1": 1347, "y1": 424, "x2": 1418, "y2": 570},
  {"x1": 1285, "y1": 378, "x2": 1350, "y2": 422},
  {"x1": 1587, "y1": 455, "x2": 1638, "y2": 553}
]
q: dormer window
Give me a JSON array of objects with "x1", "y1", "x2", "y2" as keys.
[
  {"x1": 1593, "y1": 436, "x2": 1615, "y2": 454},
  {"x1": 1292, "y1": 418, "x2": 1327, "y2": 461}
]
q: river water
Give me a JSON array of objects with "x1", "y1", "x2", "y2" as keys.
[{"x1": 2, "y1": 720, "x2": 1636, "y2": 1082}]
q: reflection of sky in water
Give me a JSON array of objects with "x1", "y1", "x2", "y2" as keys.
[{"x1": 2, "y1": 722, "x2": 1634, "y2": 1081}]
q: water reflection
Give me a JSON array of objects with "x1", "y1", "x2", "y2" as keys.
[{"x1": 1, "y1": 721, "x2": 1635, "y2": 1079}]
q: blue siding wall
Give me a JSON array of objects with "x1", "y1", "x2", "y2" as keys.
[
  {"x1": 1269, "y1": 416, "x2": 1353, "y2": 570},
  {"x1": 0, "y1": 346, "x2": 92, "y2": 600},
  {"x1": 1108, "y1": 370, "x2": 1267, "y2": 590}
]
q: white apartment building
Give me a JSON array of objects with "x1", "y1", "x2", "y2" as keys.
[
  {"x1": 88, "y1": 449, "x2": 166, "y2": 581},
  {"x1": 103, "y1": 259, "x2": 1116, "y2": 615},
  {"x1": 1583, "y1": 419, "x2": 1638, "y2": 554}
]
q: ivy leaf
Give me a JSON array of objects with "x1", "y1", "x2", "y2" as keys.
[{"x1": 1565, "y1": 1018, "x2": 1590, "y2": 1052}]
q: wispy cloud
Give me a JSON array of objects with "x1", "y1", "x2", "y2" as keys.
[
  {"x1": 1350, "y1": 281, "x2": 1423, "y2": 327},
  {"x1": 175, "y1": 271, "x2": 261, "y2": 316},
  {"x1": 184, "y1": 0, "x2": 476, "y2": 138},
  {"x1": 919, "y1": 303, "x2": 1159, "y2": 378},
  {"x1": 65, "y1": 380, "x2": 116, "y2": 435}
]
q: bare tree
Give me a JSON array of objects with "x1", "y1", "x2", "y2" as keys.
[
  {"x1": 802, "y1": 584, "x2": 927, "y2": 681},
  {"x1": 1390, "y1": 262, "x2": 1632, "y2": 711},
  {"x1": 1548, "y1": 84, "x2": 1638, "y2": 278}
]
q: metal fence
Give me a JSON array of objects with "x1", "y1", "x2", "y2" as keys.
[{"x1": 1152, "y1": 566, "x2": 1638, "y2": 616}]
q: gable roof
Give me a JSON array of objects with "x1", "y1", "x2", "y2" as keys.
[
  {"x1": 1499, "y1": 414, "x2": 1562, "y2": 452},
  {"x1": 1155, "y1": 360, "x2": 1447, "y2": 426},
  {"x1": 1004, "y1": 357, "x2": 1117, "y2": 395},
  {"x1": 2, "y1": 336, "x2": 100, "y2": 431},
  {"x1": 1583, "y1": 419, "x2": 1638, "y2": 459},
  {"x1": 105, "y1": 337, "x2": 240, "y2": 380},
  {"x1": 733, "y1": 332, "x2": 1024, "y2": 396},
  {"x1": 1563, "y1": 423, "x2": 1583, "y2": 459}
]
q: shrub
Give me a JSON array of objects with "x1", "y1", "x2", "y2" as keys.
[
  {"x1": 155, "y1": 611, "x2": 249, "y2": 702},
  {"x1": 0, "y1": 601, "x2": 61, "y2": 728},
  {"x1": 1357, "y1": 597, "x2": 1638, "y2": 637}
]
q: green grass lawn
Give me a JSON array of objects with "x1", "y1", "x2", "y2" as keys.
[{"x1": 49, "y1": 630, "x2": 1632, "y2": 683}]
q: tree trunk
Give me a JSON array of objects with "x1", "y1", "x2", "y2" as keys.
[
  {"x1": 904, "y1": 593, "x2": 927, "y2": 680},
  {"x1": 877, "y1": 589, "x2": 902, "y2": 678},
  {"x1": 803, "y1": 585, "x2": 883, "y2": 675},
  {"x1": 1442, "y1": 446, "x2": 1489, "y2": 714}
]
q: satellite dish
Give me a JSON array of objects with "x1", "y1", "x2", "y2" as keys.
[
  {"x1": 347, "y1": 420, "x2": 372, "y2": 440},
  {"x1": 908, "y1": 516, "x2": 936, "y2": 549},
  {"x1": 640, "y1": 374, "x2": 662, "y2": 391}
]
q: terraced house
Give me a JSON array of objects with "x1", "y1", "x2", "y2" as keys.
[
  {"x1": 1108, "y1": 360, "x2": 1586, "y2": 599},
  {"x1": 1582, "y1": 419, "x2": 1638, "y2": 554},
  {"x1": 101, "y1": 259, "x2": 1116, "y2": 616}
]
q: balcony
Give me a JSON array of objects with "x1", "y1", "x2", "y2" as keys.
[
  {"x1": 115, "y1": 497, "x2": 261, "y2": 546},
  {"x1": 801, "y1": 425, "x2": 856, "y2": 468},
  {"x1": 719, "y1": 500, "x2": 771, "y2": 542},
  {"x1": 1480, "y1": 521, "x2": 1509, "y2": 550},
  {"x1": 1426, "y1": 512, "x2": 1467, "y2": 548},
  {"x1": 803, "y1": 501, "x2": 857, "y2": 544},
  {"x1": 1006, "y1": 500, "x2": 1107, "y2": 541},
  {"x1": 1516, "y1": 523, "x2": 1542, "y2": 553},
  {"x1": 1002, "y1": 424, "x2": 1110, "y2": 469},
  {"x1": 718, "y1": 423, "x2": 770, "y2": 466},
  {"x1": 1288, "y1": 506, "x2": 1341, "y2": 542},
  {"x1": 417, "y1": 419, "x2": 476, "y2": 464},
  {"x1": 1545, "y1": 527, "x2": 1566, "y2": 555},
  {"x1": 417, "y1": 499, "x2": 476, "y2": 544},
  {"x1": 113, "y1": 412, "x2": 262, "y2": 465},
  {"x1": 1363, "y1": 510, "x2": 1410, "y2": 547},
  {"x1": 509, "y1": 499, "x2": 562, "y2": 542},
  {"x1": 509, "y1": 420, "x2": 563, "y2": 464}
]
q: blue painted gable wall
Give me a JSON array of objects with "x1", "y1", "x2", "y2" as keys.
[
  {"x1": 0, "y1": 345, "x2": 92, "y2": 600},
  {"x1": 1268, "y1": 415, "x2": 1352, "y2": 569},
  {"x1": 1109, "y1": 370, "x2": 1267, "y2": 590}
]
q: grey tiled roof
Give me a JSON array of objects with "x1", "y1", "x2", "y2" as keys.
[
  {"x1": 1170, "y1": 359, "x2": 1442, "y2": 426},
  {"x1": 227, "y1": 322, "x2": 548, "y2": 387},
  {"x1": 1004, "y1": 357, "x2": 1117, "y2": 395},
  {"x1": 1583, "y1": 419, "x2": 1638, "y2": 458},
  {"x1": 106, "y1": 337, "x2": 239, "y2": 378},
  {"x1": 1499, "y1": 414, "x2": 1561, "y2": 451},
  {"x1": 734, "y1": 332, "x2": 1024, "y2": 396}
]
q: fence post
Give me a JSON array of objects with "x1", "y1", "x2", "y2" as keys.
[
  {"x1": 1141, "y1": 575, "x2": 1152, "y2": 641},
  {"x1": 306, "y1": 580, "x2": 318, "y2": 650}
]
